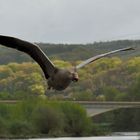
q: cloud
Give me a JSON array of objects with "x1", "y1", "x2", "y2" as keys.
[{"x1": 1, "y1": 0, "x2": 140, "y2": 43}]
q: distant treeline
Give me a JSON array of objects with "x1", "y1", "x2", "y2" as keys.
[{"x1": 0, "y1": 40, "x2": 140, "y2": 64}]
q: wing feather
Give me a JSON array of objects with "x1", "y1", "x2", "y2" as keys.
[
  {"x1": 0, "y1": 35, "x2": 56, "y2": 79},
  {"x1": 76, "y1": 47, "x2": 134, "y2": 69}
]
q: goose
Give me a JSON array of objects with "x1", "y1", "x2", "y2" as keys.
[{"x1": 0, "y1": 35, "x2": 134, "y2": 90}]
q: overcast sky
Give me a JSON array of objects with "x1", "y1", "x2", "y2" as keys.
[{"x1": 1, "y1": 0, "x2": 140, "y2": 43}]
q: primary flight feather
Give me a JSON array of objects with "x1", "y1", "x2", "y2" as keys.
[{"x1": 0, "y1": 35, "x2": 134, "y2": 90}]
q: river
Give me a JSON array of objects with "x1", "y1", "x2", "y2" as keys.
[{"x1": 32, "y1": 137, "x2": 140, "y2": 140}]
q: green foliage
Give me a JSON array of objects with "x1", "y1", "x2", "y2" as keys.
[
  {"x1": 0, "y1": 99, "x2": 96, "y2": 138},
  {"x1": 8, "y1": 120, "x2": 34, "y2": 136},
  {"x1": 127, "y1": 74, "x2": 140, "y2": 101},
  {"x1": 0, "y1": 62, "x2": 45, "y2": 98},
  {"x1": 0, "y1": 56, "x2": 139, "y2": 101},
  {"x1": 102, "y1": 86, "x2": 121, "y2": 101},
  {"x1": 60, "y1": 102, "x2": 93, "y2": 136},
  {"x1": 0, "y1": 116, "x2": 8, "y2": 135},
  {"x1": 32, "y1": 102, "x2": 65, "y2": 136},
  {"x1": 71, "y1": 90, "x2": 95, "y2": 101},
  {"x1": 113, "y1": 108, "x2": 140, "y2": 131}
]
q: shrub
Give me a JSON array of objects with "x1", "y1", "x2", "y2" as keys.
[
  {"x1": 0, "y1": 116, "x2": 8, "y2": 136},
  {"x1": 0, "y1": 99, "x2": 95, "y2": 137},
  {"x1": 8, "y1": 120, "x2": 35, "y2": 137},
  {"x1": 60, "y1": 102, "x2": 93, "y2": 136},
  {"x1": 32, "y1": 101, "x2": 65, "y2": 136}
]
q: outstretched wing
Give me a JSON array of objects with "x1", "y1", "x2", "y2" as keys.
[
  {"x1": 76, "y1": 47, "x2": 134, "y2": 69},
  {"x1": 0, "y1": 35, "x2": 56, "y2": 79}
]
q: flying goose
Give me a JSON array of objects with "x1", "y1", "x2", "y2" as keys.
[{"x1": 0, "y1": 35, "x2": 134, "y2": 90}]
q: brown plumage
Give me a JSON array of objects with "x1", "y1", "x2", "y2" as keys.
[{"x1": 0, "y1": 35, "x2": 134, "y2": 90}]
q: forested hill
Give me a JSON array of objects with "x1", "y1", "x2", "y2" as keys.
[{"x1": 0, "y1": 40, "x2": 140, "y2": 64}]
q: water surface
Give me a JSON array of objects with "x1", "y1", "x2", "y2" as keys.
[{"x1": 32, "y1": 136, "x2": 140, "y2": 140}]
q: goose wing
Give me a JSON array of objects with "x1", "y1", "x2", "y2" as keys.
[
  {"x1": 0, "y1": 35, "x2": 56, "y2": 79},
  {"x1": 76, "y1": 47, "x2": 134, "y2": 69}
]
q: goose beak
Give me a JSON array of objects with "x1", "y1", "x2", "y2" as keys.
[{"x1": 72, "y1": 73, "x2": 79, "y2": 82}]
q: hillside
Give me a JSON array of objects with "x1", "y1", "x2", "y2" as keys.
[
  {"x1": 0, "y1": 40, "x2": 139, "y2": 65},
  {"x1": 0, "y1": 39, "x2": 139, "y2": 101}
]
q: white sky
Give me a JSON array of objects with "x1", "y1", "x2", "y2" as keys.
[{"x1": 1, "y1": 0, "x2": 140, "y2": 43}]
